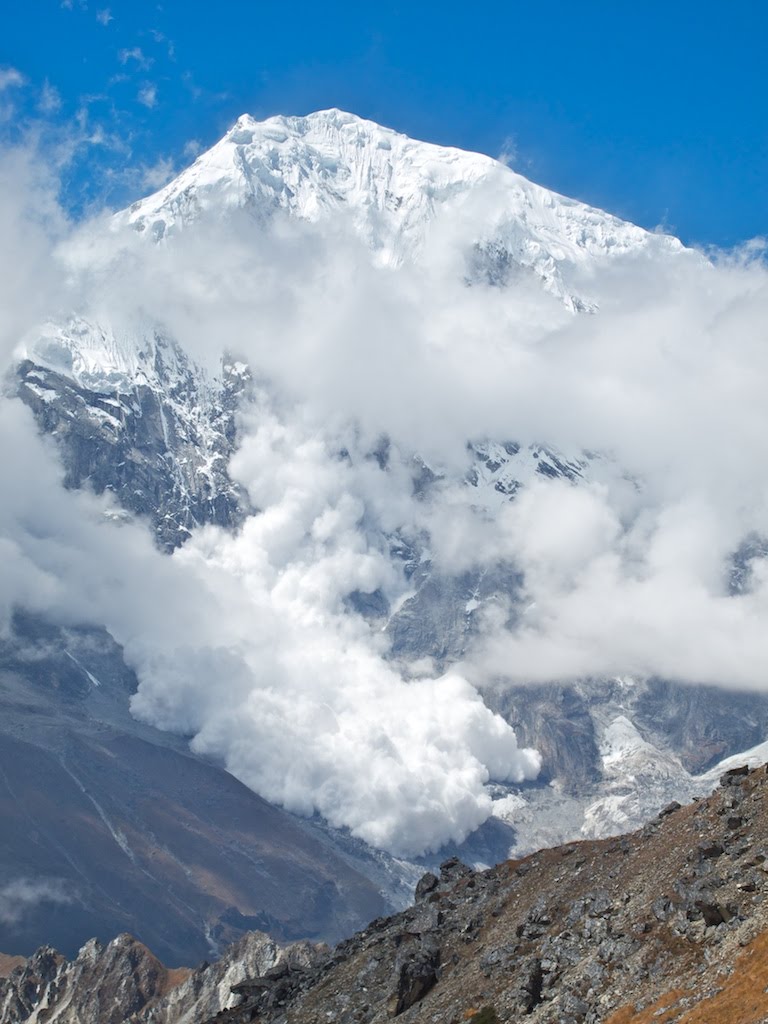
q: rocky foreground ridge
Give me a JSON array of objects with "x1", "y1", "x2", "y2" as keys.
[{"x1": 5, "y1": 764, "x2": 768, "y2": 1023}]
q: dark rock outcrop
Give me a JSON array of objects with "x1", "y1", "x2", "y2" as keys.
[{"x1": 9, "y1": 765, "x2": 768, "y2": 1023}]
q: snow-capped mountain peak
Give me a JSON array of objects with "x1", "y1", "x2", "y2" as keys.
[{"x1": 120, "y1": 108, "x2": 683, "y2": 307}]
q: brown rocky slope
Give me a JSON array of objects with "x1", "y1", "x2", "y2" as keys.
[
  {"x1": 5, "y1": 764, "x2": 768, "y2": 1024},
  {"x1": 210, "y1": 763, "x2": 768, "y2": 1024}
]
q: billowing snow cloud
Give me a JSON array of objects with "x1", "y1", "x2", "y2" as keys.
[{"x1": 0, "y1": 394, "x2": 540, "y2": 856}]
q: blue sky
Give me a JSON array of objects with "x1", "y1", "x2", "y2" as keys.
[{"x1": 2, "y1": 0, "x2": 766, "y2": 246}]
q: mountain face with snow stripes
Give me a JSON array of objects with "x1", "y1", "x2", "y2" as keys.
[{"x1": 15, "y1": 109, "x2": 683, "y2": 547}]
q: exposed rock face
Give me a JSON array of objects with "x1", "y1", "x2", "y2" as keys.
[
  {"x1": 383, "y1": 442, "x2": 768, "y2": 857},
  {"x1": 15, "y1": 326, "x2": 248, "y2": 552},
  {"x1": 0, "y1": 935, "x2": 182, "y2": 1024},
  {"x1": 14, "y1": 315, "x2": 768, "y2": 952},
  {"x1": 143, "y1": 932, "x2": 322, "y2": 1024},
  {"x1": 0, "y1": 931, "x2": 322, "y2": 1024},
  {"x1": 13, "y1": 309, "x2": 768, "y2": 968},
  {"x1": 388, "y1": 941, "x2": 440, "y2": 1015},
  {"x1": 11, "y1": 766, "x2": 768, "y2": 1024},
  {"x1": 5, "y1": 110, "x2": 768, "y2": 970}
]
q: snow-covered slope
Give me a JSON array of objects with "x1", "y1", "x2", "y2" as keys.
[{"x1": 119, "y1": 109, "x2": 682, "y2": 308}]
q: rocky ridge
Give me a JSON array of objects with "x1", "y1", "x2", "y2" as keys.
[
  {"x1": 5, "y1": 765, "x2": 768, "y2": 1023},
  {"x1": 0, "y1": 931, "x2": 318, "y2": 1024},
  {"x1": 201, "y1": 762, "x2": 768, "y2": 1024}
]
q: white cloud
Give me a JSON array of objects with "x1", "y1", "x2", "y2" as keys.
[
  {"x1": 0, "y1": 68, "x2": 25, "y2": 119},
  {"x1": 0, "y1": 396, "x2": 539, "y2": 857},
  {"x1": 497, "y1": 134, "x2": 518, "y2": 168},
  {"x1": 96, "y1": 8, "x2": 113, "y2": 25},
  {"x1": 137, "y1": 83, "x2": 157, "y2": 109},
  {"x1": 0, "y1": 147, "x2": 68, "y2": 365},
  {"x1": 0, "y1": 157, "x2": 540, "y2": 856},
  {"x1": 38, "y1": 80, "x2": 62, "y2": 114},
  {"x1": 106, "y1": 207, "x2": 768, "y2": 700},
  {"x1": 140, "y1": 156, "x2": 174, "y2": 189},
  {"x1": 0, "y1": 879, "x2": 72, "y2": 924},
  {"x1": 0, "y1": 68, "x2": 24, "y2": 91},
  {"x1": 119, "y1": 47, "x2": 153, "y2": 71},
  {"x1": 4, "y1": 128, "x2": 768, "y2": 858}
]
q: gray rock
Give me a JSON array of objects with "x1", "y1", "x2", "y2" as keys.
[
  {"x1": 388, "y1": 941, "x2": 440, "y2": 1015},
  {"x1": 414, "y1": 873, "x2": 439, "y2": 902},
  {"x1": 721, "y1": 765, "x2": 750, "y2": 786},
  {"x1": 659, "y1": 801, "x2": 682, "y2": 818},
  {"x1": 16, "y1": 346, "x2": 248, "y2": 552}
]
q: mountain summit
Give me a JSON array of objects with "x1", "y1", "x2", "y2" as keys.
[{"x1": 120, "y1": 109, "x2": 683, "y2": 308}]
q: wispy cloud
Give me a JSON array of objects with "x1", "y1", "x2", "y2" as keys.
[
  {"x1": 96, "y1": 8, "x2": 113, "y2": 25},
  {"x1": 497, "y1": 134, "x2": 518, "y2": 168},
  {"x1": 0, "y1": 68, "x2": 26, "y2": 122},
  {"x1": 141, "y1": 155, "x2": 174, "y2": 189},
  {"x1": 119, "y1": 47, "x2": 153, "y2": 71},
  {"x1": 137, "y1": 83, "x2": 157, "y2": 109},
  {"x1": 0, "y1": 879, "x2": 73, "y2": 924},
  {"x1": 5, "y1": 120, "x2": 768, "y2": 859},
  {"x1": 39, "y1": 81, "x2": 62, "y2": 114},
  {"x1": 181, "y1": 71, "x2": 203, "y2": 101},
  {"x1": 149, "y1": 28, "x2": 175, "y2": 59},
  {"x1": 0, "y1": 67, "x2": 25, "y2": 92}
]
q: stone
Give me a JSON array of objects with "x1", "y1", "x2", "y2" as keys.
[
  {"x1": 695, "y1": 840, "x2": 725, "y2": 860},
  {"x1": 414, "y1": 873, "x2": 439, "y2": 902},
  {"x1": 659, "y1": 801, "x2": 682, "y2": 818},
  {"x1": 720, "y1": 765, "x2": 750, "y2": 787},
  {"x1": 439, "y1": 858, "x2": 472, "y2": 884},
  {"x1": 388, "y1": 943, "x2": 441, "y2": 1015}
]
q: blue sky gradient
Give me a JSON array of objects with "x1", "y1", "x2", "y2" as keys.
[{"x1": 2, "y1": 0, "x2": 766, "y2": 245}]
